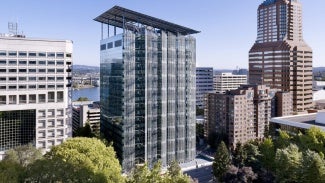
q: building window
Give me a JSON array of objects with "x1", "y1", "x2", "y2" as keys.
[
  {"x1": 9, "y1": 95, "x2": 16, "y2": 104},
  {"x1": 38, "y1": 61, "x2": 46, "y2": 65},
  {"x1": 29, "y1": 61, "x2": 36, "y2": 65},
  {"x1": 9, "y1": 77, "x2": 17, "y2": 81},
  {"x1": 107, "y1": 42, "x2": 113, "y2": 49},
  {"x1": 0, "y1": 60, "x2": 6, "y2": 65},
  {"x1": 8, "y1": 60, "x2": 16, "y2": 65},
  {"x1": 100, "y1": 44, "x2": 106, "y2": 51},
  {"x1": 57, "y1": 52, "x2": 64, "y2": 58},
  {"x1": 19, "y1": 77, "x2": 27, "y2": 81},
  {"x1": 9, "y1": 69, "x2": 17, "y2": 73},
  {"x1": 19, "y1": 69, "x2": 27, "y2": 73},
  {"x1": 0, "y1": 50, "x2": 7, "y2": 56},
  {"x1": 47, "y1": 52, "x2": 55, "y2": 58},
  {"x1": 38, "y1": 85, "x2": 46, "y2": 89},
  {"x1": 47, "y1": 69, "x2": 55, "y2": 73},
  {"x1": 18, "y1": 52, "x2": 27, "y2": 57},
  {"x1": 39, "y1": 94, "x2": 46, "y2": 103},
  {"x1": 48, "y1": 109, "x2": 55, "y2": 117},
  {"x1": 29, "y1": 77, "x2": 36, "y2": 81},
  {"x1": 8, "y1": 85, "x2": 17, "y2": 90},
  {"x1": 57, "y1": 77, "x2": 64, "y2": 81},
  {"x1": 56, "y1": 61, "x2": 64, "y2": 65},
  {"x1": 47, "y1": 61, "x2": 55, "y2": 65},
  {"x1": 38, "y1": 52, "x2": 46, "y2": 57},
  {"x1": 19, "y1": 60, "x2": 27, "y2": 65},
  {"x1": 115, "y1": 40, "x2": 122, "y2": 47},
  {"x1": 38, "y1": 69, "x2": 46, "y2": 73},
  {"x1": 19, "y1": 85, "x2": 27, "y2": 89},
  {"x1": 57, "y1": 69, "x2": 64, "y2": 73},
  {"x1": 0, "y1": 95, "x2": 6, "y2": 105},
  {"x1": 29, "y1": 69, "x2": 36, "y2": 73},
  {"x1": 28, "y1": 85, "x2": 36, "y2": 89},
  {"x1": 19, "y1": 95, "x2": 27, "y2": 104},
  {"x1": 28, "y1": 52, "x2": 36, "y2": 57},
  {"x1": 8, "y1": 51, "x2": 17, "y2": 57},
  {"x1": 57, "y1": 91, "x2": 64, "y2": 102},
  {"x1": 38, "y1": 77, "x2": 46, "y2": 81},
  {"x1": 29, "y1": 94, "x2": 36, "y2": 103},
  {"x1": 48, "y1": 119, "x2": 55, "y2": 128},
  {"x1": 48, "y1": 85, "x2": 55, "y2": 89},
  {"x1": 48, "y1": 77, "x2": 55, "y2": 81}
]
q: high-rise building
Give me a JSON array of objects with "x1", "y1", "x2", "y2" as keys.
[
  {"x1": 214, "y1": 73, "x2": 247, "y2": 93},
  {"x1": 249, "y1": 0, "x2": 313, "y2": 112},
  {"x1": 95, "y1": 6, "x2": 198, "y2": 171},
  {"x1": 196, "y1": 67, "x2": 214, "y2": 109},
  {"x1": 72, "y1": 101, "x2": 100, "y2": 135},
  {"x1": 205, "y1": 85, "x2": 292, "y2": 147},
  {"x1": 0, "y1": 34, "x2": 73, "y2": 159}
]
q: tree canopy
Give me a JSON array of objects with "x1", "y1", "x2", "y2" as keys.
[{"x1": 26, "y1": 137, "x2": 123, "y2": 183}]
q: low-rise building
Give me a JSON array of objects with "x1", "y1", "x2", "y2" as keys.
[
  {"x1": 196, "y1": 67, "x2": 214, "y2": 109},
  {"x1": 213, "y1": 73, "x2": 247, "y2": 93},
  {"x1": 270, "y1": 112, "x2": 325, "y2": 134},
  {"x1": 72, "y1": 101, "x2": 100, "y2": 135}
]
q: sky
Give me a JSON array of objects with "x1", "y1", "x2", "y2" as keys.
[{"x1": 0, "y1": 0, "x2": 324, "y2": 69}]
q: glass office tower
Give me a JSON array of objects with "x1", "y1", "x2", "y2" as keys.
[
  {"x1": 95, "y1": 6, "x2": 199, "y2": 172},
  {"x1": 249, "y1": 0, "x2": 313, "y2": 112}
]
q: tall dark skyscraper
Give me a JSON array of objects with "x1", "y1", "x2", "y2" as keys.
[
  {"x1": 95, "y1": 6, "x2": 198, "y2": 172},
  {"x1": 249, "y1": 0, "x2": 313, "y2": 112}
]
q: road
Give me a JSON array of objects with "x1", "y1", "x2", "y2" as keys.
[{"x1": 184, "y1": 165, "x2": 216, "y2": 183}]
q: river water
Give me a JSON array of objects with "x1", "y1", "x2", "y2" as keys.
[{"x1": 72, "y1": 87, "x2": 100, "y2": 101}]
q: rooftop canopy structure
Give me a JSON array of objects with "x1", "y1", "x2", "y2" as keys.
[{"x1": 94, "y1": 6, "x2": 200, "y2": 35}]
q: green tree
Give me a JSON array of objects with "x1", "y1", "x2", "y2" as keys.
[
  {"x1": 127, "y1": 161, "x2": 192, "y2": 183},
  {"x1": 300, "y1": 150, "x2": 325, "y2": 183},
  {"x1": 259, "y1": 138, "x2": 275, "y2": 171},
  {"x1": 26, "y1": 137, "x2": 123, "y2": 183},
  {"x1": 76, "y1": 97, "x2": 90, "y2": 101},
  {"x1": 196, "y1": 107, "x2": 204, "y2": 116},
  {"x1": 3, "y1": 143, "x2": 42, "y2": 167},
  {"x1": 275, "y1": 144, "x2": 302, "y2": 183},
  {"x1": 275, "y1": 130, "x2": 291, "y2": 149},
  {"x1": 74, "y1": 122, "x2": 96, "y2": 138},
  {"x1": 233, "y1": 142, "x2": 247, "y2": 168},
  {"x1": 296, "y1": 127, "x2": 325, "y2": 154},
  {"x1": 243, "y1": 142, "x2": 260, "y2": 169},
  {"x1": 0, "y1": 144, "x2": 42, "y2": 182},
  {"x1": 0, "y1": 160, "x2": 25, "y2": 183},
  {"x1": 213, "y1": 141, "x2": 231, "y2": 181}
]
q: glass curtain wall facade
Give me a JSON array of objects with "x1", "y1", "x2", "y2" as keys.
[
  {"x1": 97, "y1": 6, "x2": 197, "y2": 172},
  {"x1": 0, "y1": 110, "x2": 36, "y2": 151}
]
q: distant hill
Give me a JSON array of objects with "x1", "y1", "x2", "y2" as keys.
[
  {"x1": 73, "y1": 65, "x2": 99, "y2": 73},
  {"x1": 313, "y1": 67, "x2": 325, "y2": 73},
  {"x1": 73, "y1": 65, "x2": 99, "y2": 70}
]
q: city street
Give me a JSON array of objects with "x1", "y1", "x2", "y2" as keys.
[{"x1": 184, "y1": 165, "x2": 215, "y2": 183}]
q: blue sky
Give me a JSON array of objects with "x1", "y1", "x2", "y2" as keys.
[{"x1": 0, "y1": 0, "x2": 324, "y2": 69}]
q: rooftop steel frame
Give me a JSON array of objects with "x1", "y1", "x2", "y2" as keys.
[{"x1": 94, "y1": 6, "x2": 200, "y2": 35}]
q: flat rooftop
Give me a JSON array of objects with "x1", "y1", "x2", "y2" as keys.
[
  {"x1": 271, "y1": 112, "x2": 325, "y2": 131},
  {"x1": 94, "y1": 6, "x2": 199, "y2": 35}
]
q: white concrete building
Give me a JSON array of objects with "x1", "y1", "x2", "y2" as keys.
[
  {"x1": 72, "y1": 101, "x2": 100, "y2": 135},
  {"x1": 0, "y1": 34, "x2": 73, "y2": 159},
  {"x1": 214, "y1": 73, "x2": 247, "y2": 93},
  {"x1": 196, "y1": 67, "x2": 214, "y2": 108}
]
